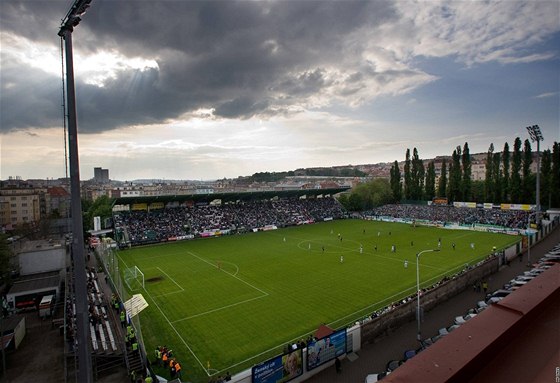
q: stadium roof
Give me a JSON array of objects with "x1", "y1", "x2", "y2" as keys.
[
  {"x1": 8, "y1": 271, "x2": 60, "y2": 295},
  {"x1": 112, "y1": 187, "x2": 349, "y2": 206}
]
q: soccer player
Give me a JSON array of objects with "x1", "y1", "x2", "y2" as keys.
[
  {"x1": 340, "y1": 255, "x2": 344, "y2": 263},
  {"x1": 404, "y1": 259, "x2": 408, "y2": 268}
]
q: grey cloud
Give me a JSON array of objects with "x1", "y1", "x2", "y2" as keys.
[
  {"x1": 214, "y1": 97, "x2": 270, "y2": 119},
  {"x1": 274, "y1": 68, "x2": 330, "y2": 98},
  {"x1": 0, "y1": 1, "x2": 467, "y2": 133},
  {"x1": 0, "y1": 1, "x2": 69, "y2": 44},
  {"x1": 0, "y1": 63, "x2": 62, "y2": 132}
]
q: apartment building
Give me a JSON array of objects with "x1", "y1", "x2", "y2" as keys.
[{"x1": 0, "y1": 188, "x2": 42, "y2": 229}]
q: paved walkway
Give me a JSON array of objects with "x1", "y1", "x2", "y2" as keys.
[{"x1": 305, "y1": 226, "x2": 560, "y2": 383}]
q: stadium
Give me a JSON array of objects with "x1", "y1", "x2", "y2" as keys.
[
  {"x1": 3, "y1": 2, "x2": 559, "y2": 383},
  {"x1": 86, "y1": 189, "x2": 551, "y2": 383}
]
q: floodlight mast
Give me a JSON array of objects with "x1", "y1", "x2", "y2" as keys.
[
  {"x1": 59, "y1": 1, "x2": 94, "y2": 382},
  {"x1": 526, "y1": 125, "x2": 543, "y2": 224}
]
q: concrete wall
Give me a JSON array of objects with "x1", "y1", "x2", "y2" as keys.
[
  {"x1": 14, "y1": 316, "x2": 26, "y2": 349},
  {"x1": 361, "y1": 257, "x2": 499, "y2": 343}
]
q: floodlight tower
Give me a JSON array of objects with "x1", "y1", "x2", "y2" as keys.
[
  {"x1": 416, "y1": 248, "x2": 440, "y2": 344},
  {"x1": 526, "y1": 125, "x2": 543, "y2": 223},
  {"x1": 58, "y1": 1, "x2": 94, "y2": 382}
]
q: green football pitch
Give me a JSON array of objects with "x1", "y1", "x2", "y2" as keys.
[{"x1": 113, "y1": 219, "x2": 519, "y2": 382}]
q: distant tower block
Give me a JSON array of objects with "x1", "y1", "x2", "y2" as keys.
[{"x1": 93, "y1": 167, "x2": 109, "y2": 183}]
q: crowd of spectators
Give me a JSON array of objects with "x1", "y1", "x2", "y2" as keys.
[
  {"x1": 364, "y1": 204, "x2": 530, "y2": 229},
  {"x1": 114, "y1": 200, "x2": 535, "y2": 247},
  {"x1": 113, "y1": 197, "x2": 346, "y2": 246}
]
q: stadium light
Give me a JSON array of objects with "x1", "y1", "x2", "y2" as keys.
[
  {"x1": 526, "y1": 125, "x2": 543, "y2": 224},
  {"x1": 58, "y1": 1, "x2": 94, "y2": 382},
  {"x1": 416, "y1": 248, "x2": 440, "y2": 344},
  {"x1": 526, "y1": 211, "x2": 538, "y2": 267}
]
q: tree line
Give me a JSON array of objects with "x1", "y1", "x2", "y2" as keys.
[
  {"x1": 242, "y1": 167, "x2": 367, "y2": 183},
  {"x1": 340, "y1": 139, "x2": 559, "y2": 211}
]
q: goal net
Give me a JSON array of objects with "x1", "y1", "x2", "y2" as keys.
[{"x1": 124, "y1": 266, "x2": 145, "y2": 291}]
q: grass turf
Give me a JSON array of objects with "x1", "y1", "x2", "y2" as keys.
[{"x1": 114, "y1": 219, "x2": 519, "y2": 382}]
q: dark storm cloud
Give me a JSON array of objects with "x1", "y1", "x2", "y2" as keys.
[
  {"x1": 0, "y1": 62, "x2": 62, "y2": 131},
  {"x1": 274, "y1": 68, "x2": 330, "y2": 97},
  {"x1": 1, "y1": 0, "x2": 398, "y2": 133},
  {"x1": 0, "y1": 1, "x2": 69, "y2": 44}
]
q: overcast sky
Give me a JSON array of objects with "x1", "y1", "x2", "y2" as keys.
[{"x1": 1, "y1": 0, "x2": 559, "y2": 181}]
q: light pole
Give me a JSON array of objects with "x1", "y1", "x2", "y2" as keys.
[
  {"x1": 416, "y1": 248, "x2": 440, "y2": 344},
  {"x1": 58, "y1": 1, "x2": 94, "y2": 382},
  {"x1": 526, "y1": 125, "x2": 543, "y2": 224},
  {"x1": 526, "y1": 211, "x2": 538, "y2": 267}
]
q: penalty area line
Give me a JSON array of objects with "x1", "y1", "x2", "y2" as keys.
[
  {"x1": 157, "y1": 266, "x2": 185, "y2": 292},
  {"x1": 187, "y1": 251, "x2": 268, "y2": 296},
  {"x1": 171, "y1": 293, "x2": 268, "y2": 323},
  {"x1": 115, "y1": 252, "x2": 210, "y2": 376}
]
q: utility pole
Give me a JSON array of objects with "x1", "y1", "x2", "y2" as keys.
[{"x1": 58, "y1": 1, "x2": 94, "y2": 382}]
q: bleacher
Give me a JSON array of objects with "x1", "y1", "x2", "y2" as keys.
[
  {"x1": 114, "y1": 196, "x2": 346, "y2": 247},
  {"x1": 86, "y1": 268, "x2": 119, "y2": 354}
]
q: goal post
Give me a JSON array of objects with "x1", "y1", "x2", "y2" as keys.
[{"x1": 124, "y1": 265, "x2": 145, "y2": 291}]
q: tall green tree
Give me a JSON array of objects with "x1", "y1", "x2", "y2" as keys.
[
  {"x1": 438, "y1": 159, "x2": 447, "y2": 198},
  {"x1": 461, "y1": 142, "x2": 472, "y2": 201},
  {"x1": 410, "y1": 148, "x2": 425, "y2": 200},
  {"x1": 337, "y1": 193, "x2": 350, "y2": 210},
  {"x1": 471, "y1": 180, "x2": 485, "y2": 202},
  {"x1": 404, "y1": 149, "x2": 411, "y2": 200},
  {"x1": 389, "y1": 160, "x2": 402, "y2": 202},
  {"x1": 510, "y1": 137, "x2": 522, "y2": 203},
  {"x1": 346, "y1": 178, "x2": 393, "y2": 210},
  {"x1": 347, "y1": 193, "x2": 364, "y2": 211},
  {"x1": 502, "y1": 142, "x2": 510, "y2": 202},
  {"x1": 522, "y1": 139, "x2": 533, "y2": 203},
  {"x1": 425, "y1": 161, "x2": 436, "y2": 200},
  {"x1": 540, "y1": 149, "x2": 552, "y2": 209},
  {"x1": 83, "y1": 195, "x2": 114, "y2": 232},
  {"x1": 551, "y1": 142, "x2": 560, "y2": 208},
  {"x1": 492, "y1": 152, "x2": 502, "y2": 204},
  {"x1": 484, "y1": 143, "x2": 494, "y2": 202},
  {"x1": 448, "y1": 146, "x2": 462, "y2": 202},
  {"x1": 369, "y1": 178, "x2": 393, "y2": 207}
]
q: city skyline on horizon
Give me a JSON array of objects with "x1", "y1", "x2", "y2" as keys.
[{"x1": 2, "y1": 143, "x2": 546, "y2": 184}]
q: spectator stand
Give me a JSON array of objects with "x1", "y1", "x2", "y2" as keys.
[
  {"x1": 64, "y1": 257, "x2": 128, "y2": 380},
  {"x1": 113, "y1": 195, "x2": 346, "y2": 248}
]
